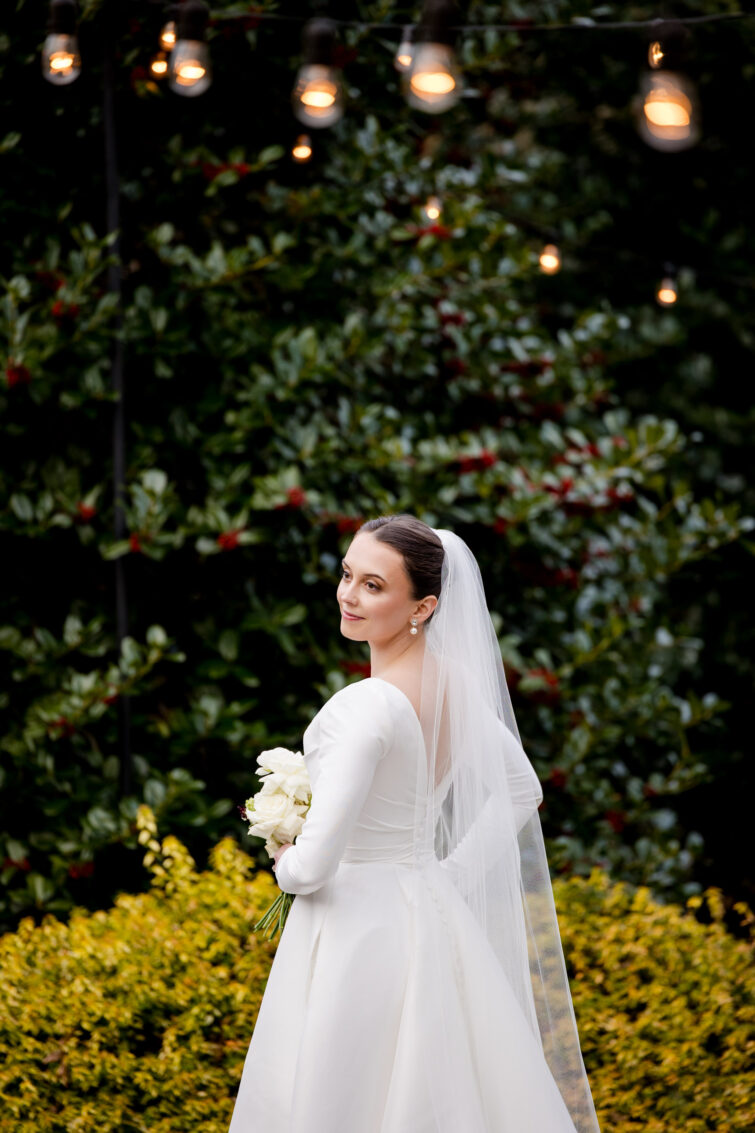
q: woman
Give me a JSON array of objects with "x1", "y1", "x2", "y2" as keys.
[{"x1": 229, "y1": 515, "x2": 600, "y2": 1133}]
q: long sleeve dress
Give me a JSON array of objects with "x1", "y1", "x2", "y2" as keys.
[{"x1": 228, "y1": 676, "x2": 579, "y2": 1133}]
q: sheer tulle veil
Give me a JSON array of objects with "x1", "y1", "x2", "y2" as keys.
[{"x1": 416, "y1": 528, "x2": 600, "y2": 1133}]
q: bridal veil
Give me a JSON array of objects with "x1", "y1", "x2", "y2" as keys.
[{"x1": 415, "y1": 528, "x2": 600, "y2": 1133}]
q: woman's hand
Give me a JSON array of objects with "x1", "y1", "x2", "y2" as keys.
[{"x1": 272, "y1": 843, "x2": 293, "y2": 868}]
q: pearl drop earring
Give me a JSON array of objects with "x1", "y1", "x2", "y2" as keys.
[{"x1": 410, "y1": 618, "x2": 418, "y2": 635}]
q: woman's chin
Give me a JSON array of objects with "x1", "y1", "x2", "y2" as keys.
[{"x1": 340, "y1": 617, "x2": 367, "y2": 638}]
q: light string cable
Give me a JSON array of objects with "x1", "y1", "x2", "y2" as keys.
[{"x1": 209, "y1": 9, "x2": 750, "y2": 33}]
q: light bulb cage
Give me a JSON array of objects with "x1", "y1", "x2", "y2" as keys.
[
  {"x1": 415, "y1": 0, "x2": 460, "y2": 48},
  {"x1": 301, "y1": 18, "x2": 339, "y2": 67},
  {"x1": 176, "y1": 0, "x2": 210, "y2": 43},
  {"x1": 47, "y1": 0, "x2": 77, "y2": 36}
]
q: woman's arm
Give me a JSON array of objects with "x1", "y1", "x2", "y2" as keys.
[
  {"x1": 438, "y1": 715, "x2": 542, "y2": 889},
  {"x1": 273, "y1": 681, "x2": 393, "y2": 896}
]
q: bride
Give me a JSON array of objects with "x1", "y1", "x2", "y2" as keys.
[{"x1": 228, "y1": 514, "x2": 600, "y2": 1133}]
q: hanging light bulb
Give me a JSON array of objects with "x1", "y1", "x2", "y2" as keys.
[
  {"x1": 168, "y1": 0, "x2": 211, "y2": 98},
  {"x1": 648, "y1": 41, "x2": 664, "y2": 69},
  {"x1": 539, "y1": 244, "x2": 561, "y2": 275},
  {"x1": 160, "y1": 21, "x2": 177, "y2": 51},
  {"x1": 656, "y1": 273, "x2": 678, "y2": 306},
  {"x1": 292, "y1": 18, "x2": 344, "y2": 129},
  {"x1": 421, "y1": 195, "x2": 442, "y2": 222},
  {"x1": 639, "y1": 72, "x2": 699, "y2": 151},
  {"x1": 150, "y1": 51, "x2": 169, "y2": 79},
  {"x1": 42, "y1": 0, "x2": 81, "y2": 86},
  {"x1": 637, "y1": 22, "x2": 699, "y2": 152},
  {"x1": 160, "y1": 5, "x2": 180, "y2": 52},
  {"x1": 292, "y1": 134, "x2": 313, "y2": 163},
  {"x1": 394, "y1": 25, "x2": 415, "y2": 73},
  {"x1": 404, "y1": 0, "x2": 462, "y2": 114}
]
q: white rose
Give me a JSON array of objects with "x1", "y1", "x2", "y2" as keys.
[
  {"x1": 246, "y1": 791, "x2": 291, "y2": 840},
  {"x1": 262, "y1": 769, "x2": 311, "y2": 804},
  {"x1": 256, "y1": 748, "x2": 311, "y2": 804},
  {"x1": 275, "y1": 804, "x2": 307, "y2": 844},
  {"x1": 257, "y1": 747, "x2": 303, "y2": 777}
]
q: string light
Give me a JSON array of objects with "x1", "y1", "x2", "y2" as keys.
[
  {"x1": 640, "y1": 72, "x2": 699, "y2": 150},
  {"x1": 539, "y1": 244, "x2": 562, "y2": 274},
  {"x1": 168, "y1": 0, "x2": 211, "y2": 97},
  {"x1": 149, "y1": 52, "x2": 169, "y2": 80},
  {"x1": 42, "y1": 0, "x2": 81, "y2": 86},
  {"x1": 404, "y1": 0, "x2": 462, "y2": 114},
  {"x1": 292, "y1": 134, "x2": 313, "y2": 163},
  {"x1": 421, "y1": 195, "x2": 443, "y2": 222},
  {"x1": 394, "y1": 25, "x2": 415, "y2": 73},
  {"x1": 159, "y1": 5, "x2": 180, "y2": 53},
  {"x1": 648, "y1": 41, "x2": 665, "y2": 68},
  {"x1": 656, "y1": 273, "x2": 679, "y2": 306},
  {"x1": 292, "y1": 18, "x2": 344, "y2": 129},
  {"x1": 638, "y1": 22, "x2": 699, "y2": 151}
]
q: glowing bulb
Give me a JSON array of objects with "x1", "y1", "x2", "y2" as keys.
[
  {"x1": 292, "y1": 134, "x2": 313, "y2": 163},
  {"x1": 638, "y1": 72, "x2": 699, "y2": 152},
  {"x1": 421, "y1": 195, "x2": 442, "y2": 222},
  {"x1": 169, "y1": 41, "x2": 211, "y2": 95},
  {"x1": 150, "y1": 52, "x2": 169, "y2": 79},
  {"x1": 42, "y1": 1, "x2": 80, "y2": 86},
  {"x1": 292, "y1": 19, "x2": 344, "y2": 129},
  {"x1": 645, "y1": 90, "x2": 690, "y2": 128},
  {"x1": 403, "y1": 0, "x2": 462, "y2": 113},
  {"x1": 168, "y1": 1, "x2": 211, "y2": 97},
  {"x1": 539, "y1": 244, "x2": 561, "y2": 275},
  {"x1": 656, "y1": 277, "x2": 678, "y2": 306},
  {"x1": 405, "y1": 43, "x2": 461, "y2": 112},
  {"x1": 394, "y1": 25, "x2": 415, "y2": 74},
  {"x1": 648, "y1": 41, "x2": 664, "y2": 69},
  {"x1": 292, "y1": 64, "x2": 343, "y2": 128},
  {"x1": 160, "y1": 21, "x2": 177, "y2": 51}
]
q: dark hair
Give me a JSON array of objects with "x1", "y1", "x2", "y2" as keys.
[{"x1": 359, "y1": 515, "x2": 444, "y2": 608}]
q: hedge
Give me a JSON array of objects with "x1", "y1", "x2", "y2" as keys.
[{"x1": 0, "y1": 808, "x2": 752, "y2": 1132}]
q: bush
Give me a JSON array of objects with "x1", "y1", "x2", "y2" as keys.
[
  {"x1": 0, "y1": 810, "x2": 752, "y2": 1133},
  {"x1": 560, "y1": 873, "x2": 755, "y2": 1132}
]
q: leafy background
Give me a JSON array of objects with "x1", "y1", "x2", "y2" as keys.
[{"x1": 1, "y1": 0, "x2": 753, "y2": 929}]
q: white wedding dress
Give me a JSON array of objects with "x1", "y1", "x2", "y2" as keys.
[{"x1": 228, "y1": 677, "x2": 579, "y2": 1133}]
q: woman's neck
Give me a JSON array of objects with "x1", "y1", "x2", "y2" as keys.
[{"x1": 369, "y1": 634, "x2": 425, "y2": 678}]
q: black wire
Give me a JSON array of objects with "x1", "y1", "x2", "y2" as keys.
[{"x1": 209, "y1": 9, "x2": 750, "y2": 33}]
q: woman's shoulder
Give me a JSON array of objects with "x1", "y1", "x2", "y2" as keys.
[
  {"x1": 313, "y1": 676, "x2": 409, "y2": 732},
  {"x1": 304, "y1": 678, "x2": 399, "y2": 753},
  {"x1": 324, "y1": 676, "x2": 395, "y2": 712}
]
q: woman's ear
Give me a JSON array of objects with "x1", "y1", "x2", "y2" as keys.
[{"x1": 414, "y1": 594, "x2": 439, "y2": 624}]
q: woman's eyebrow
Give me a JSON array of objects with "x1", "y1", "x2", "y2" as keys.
[{"x1": 341, "y1": 559, "x2": 387, "y2": 583}]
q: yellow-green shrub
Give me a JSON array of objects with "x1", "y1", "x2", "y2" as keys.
[
  {"x1": 559, "y1": 873, "x2": 754, "y2": 1132},
  {"x1": 0, "y1": 809, "x2": 752, "y2": 1133}
]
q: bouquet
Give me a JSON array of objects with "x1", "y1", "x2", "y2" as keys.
[{"x1": 241, "y1": 747, "x2": 311, "y2": 940}]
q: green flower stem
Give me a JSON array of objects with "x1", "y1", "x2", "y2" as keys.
[{"x1": 253, "y1": 890, "x2": 294, "y2": 940}]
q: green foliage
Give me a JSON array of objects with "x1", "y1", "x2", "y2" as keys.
[
  {"x1": 1, "y1": 0, "x2": 754, "y2": 924},
  {"x1": 0, "y1": 820, "x2": 752, "y2": 1132}
]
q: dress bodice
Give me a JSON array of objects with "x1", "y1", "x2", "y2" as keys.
[
  {"x1": 303, "y1": 678, "x2": 428, "y2": 866},
  {"x1": 274, "y1": 678, "x2": 434, "y2": 895}
]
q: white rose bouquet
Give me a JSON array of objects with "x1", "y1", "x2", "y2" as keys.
[{"x1": 241, "y1": 747, "x2": 311, "y2": 939}]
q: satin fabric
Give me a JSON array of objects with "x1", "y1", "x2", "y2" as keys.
[{"x1": 228, "y1": 678, "x2": 578, "y2": 1133}]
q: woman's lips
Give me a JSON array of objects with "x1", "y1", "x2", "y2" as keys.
[{"x1": 341, "y1": 610, "x2": 364, "y2": 621}]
